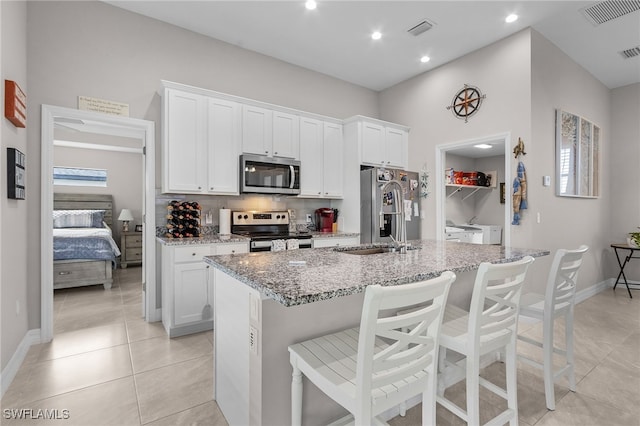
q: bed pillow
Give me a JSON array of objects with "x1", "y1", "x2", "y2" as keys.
[{"x1": 53, "y1": 210, "x2": 106, "y2": 228}]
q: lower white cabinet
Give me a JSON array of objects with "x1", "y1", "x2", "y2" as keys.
[
  {"x1": 161, "y1": 241, "x2": 249, "y2": 337},
  {"x1": 312, "y1": 236, "x2": 360, "y2": 248}
]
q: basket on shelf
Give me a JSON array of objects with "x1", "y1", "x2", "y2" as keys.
[{"x1": 165, "y1": 200, "x2": 202, "y2": 238}]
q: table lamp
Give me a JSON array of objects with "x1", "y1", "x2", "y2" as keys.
[{"x1": 118, "y1": 209, "x2": 134, "y2": 232}]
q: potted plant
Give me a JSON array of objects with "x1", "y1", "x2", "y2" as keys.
[{"x1": 628, "y1": 228, "x2": 640, "y2": 248}]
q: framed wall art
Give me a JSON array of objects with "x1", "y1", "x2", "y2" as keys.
[
  {"x1": 7, "y1": 147, "x2": 26, "y2": 200},
  {"x1": 555, "y1": 109, "x2": 600, "y2": 198}
]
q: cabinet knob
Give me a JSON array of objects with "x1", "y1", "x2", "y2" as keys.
[
  {"x1": 265, "y1": 150, "x2": 269, "y2": 154},
  {"x1": 192, "y1": 253, "x2": 196, "y2": 256},
  {"x1": 231, "y1": 250, "x2": 235, "y2": 254},
  {"x1": 210, "y1": 187, "x2": 214, "y2": 190},
  {"x1": 274, "y1": 151, "x2": 278, "y2": 155},
  {"x1": 317, "y1": 192, "x2": 321, "y2": 195},
  {"x1": 198, "y1": 186, "x2": 202, "y2": 190}
]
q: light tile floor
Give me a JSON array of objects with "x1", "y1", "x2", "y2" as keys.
[{"x1": 1, "y1": 267, "x2": 638, "y2": 425}]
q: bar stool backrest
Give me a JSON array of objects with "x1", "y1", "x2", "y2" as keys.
[{"x1": 545, "y1": 245, "x2": 589, "y2": 317}]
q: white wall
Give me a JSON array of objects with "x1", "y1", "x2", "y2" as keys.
[
  {"x1": 379, "y1": 29, "x2": 532, "y2": 243},
  {"x1": 529, "y1": 29, "x2": 611, "y2": 293},
  {"x1": 25, "y1": 1, "x2": 379, "y2": 330},
  {"x1": 610, "y1": 83, "x2": 640, "y2": 280},
  {"x1": 1, "y1": 0, "x2": 29, "y2": 373}
]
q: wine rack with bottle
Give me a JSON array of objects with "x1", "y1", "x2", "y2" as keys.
[{"x1": 165, "y1": 200, "x2": 202, "y2": 238}]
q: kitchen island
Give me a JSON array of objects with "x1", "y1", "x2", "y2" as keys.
[{"x1": 204, "y1": 240, "x2": 549, "y2": 426}]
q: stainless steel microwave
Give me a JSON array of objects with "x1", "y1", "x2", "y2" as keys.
[{"x1": 240, "y1": 154, "x2": 301, "y2": 195}]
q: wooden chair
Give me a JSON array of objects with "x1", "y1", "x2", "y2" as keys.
[
  {"x1": 437, "y1": 256, "x2": 535, "y2": 426},
  {"x1": 517, "y1": 245, "x2": 588, "y2": 410},
  {"x1": 288, "y1": 271, "x2": 456, "y2": 426}
]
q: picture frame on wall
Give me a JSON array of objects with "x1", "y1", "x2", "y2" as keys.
[
  {"x1": 135, "y1": 224, "x2": 143, "y2": 232},
  {"x1": 7, "y1": 148, "x2": 25, "y2": 200},
  {"x1": 500, "y1": 182, "x2": 505, "y2": 204}
]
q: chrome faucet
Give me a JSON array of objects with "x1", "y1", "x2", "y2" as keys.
[{"x1": 380, "y1": 180, "x2": 407, "y2": 254}]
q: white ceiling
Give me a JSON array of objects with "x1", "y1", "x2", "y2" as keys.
[{"x1": 105, "y1": 0, "x2": 640, "y2": 91}]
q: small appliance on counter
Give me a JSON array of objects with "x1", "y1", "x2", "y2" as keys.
[{"x1": 315, "y1": 208, "x2": 334, "y2": 232}]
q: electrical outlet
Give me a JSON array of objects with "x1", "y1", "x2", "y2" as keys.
[
  {"x1": 306, "y1": 214, "x2": 312, "y2": 223},
  {"x1": 249, "y1": 326, "x2": 258, "y2": 355}
]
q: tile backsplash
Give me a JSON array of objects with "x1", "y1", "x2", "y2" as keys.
[{"x1": 155, "y1": 190, "x2": 342, "y2": 234}]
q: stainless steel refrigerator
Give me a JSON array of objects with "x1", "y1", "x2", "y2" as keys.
[{"x1": 360, "y1": 167, "x2": 421, "y2": 244}]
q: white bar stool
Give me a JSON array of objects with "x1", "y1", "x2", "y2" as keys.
[
  {"x1": 288, "y1": 271, "x2": 456, "y2": 426},
  {"x1": 517, "y1": 245, "x2": 588, "y2": 410},
  {"x1": 437, "y1": 256, "x2": 535, "y2": 426}
]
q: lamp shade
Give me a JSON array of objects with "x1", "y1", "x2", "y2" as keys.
[{"x1": 118, "y1": 209, "x2": 134, "y2": 222}]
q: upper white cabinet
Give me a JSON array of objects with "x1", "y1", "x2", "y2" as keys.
[
  {"x1": 207, "y1": 98, "x2": 242, "y2": 194},
  {"x1": 161, "y1": 84, "x2": 241, "y2": 195},
  {"x1": 242, "y1": 106, "x2": 299, "y2": 159},
  {"x1": 345, "y1": 116, "x2": 409, "y2": 170},
  {"x1": 299, "y1": 117, "x2": 343, "y2": 199},
  {"x1": 163, "y1": 89, "x2": 208, "y2": 193}
]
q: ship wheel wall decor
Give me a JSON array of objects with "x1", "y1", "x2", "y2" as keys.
[{"x1": 446, "y1": 84, "x2": 486, "y2": 123}]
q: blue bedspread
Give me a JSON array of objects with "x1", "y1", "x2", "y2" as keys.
[{"x1": 53, "y1": 227, "x2": 121, "y2": 267}]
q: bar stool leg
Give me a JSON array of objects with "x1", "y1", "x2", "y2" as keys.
[
  {"x1": 505, "y1": 341, "x2": 519, "y2": 426},
  {"x1": 291, "y1": 365, "x2": 303, "y2": 426},
  {"x1": 566, "y1": 308, "x2": 576, "y2": 392},
  {"x1": 466, "y1": 355, "x2": 481, "y2": 426},
  {"x1": 543, "y1": 314, "x2": 555, "y2": 410}
]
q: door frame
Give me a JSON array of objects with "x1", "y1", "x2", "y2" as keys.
[
  {"x1": 435, "y1": 132, "x2": 512, "y2": 247},
  {"x1": 41, "y1": 105, "x2": 157, "y2": 342}
]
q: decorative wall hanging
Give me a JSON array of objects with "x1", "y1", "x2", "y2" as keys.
[
  {"x1": 446, "y1": 84, "x2": 486, "y2": 123},
  {"x1": 555, "y1": 109, "x2": 600, "y2": 198},
  {"x1": 7, "y1": 148, "x2": 26, "y2": 200},
  {"x1": 420, "y1": 163, "x2": 430, "y2": 198},
  {"x1": 5, "y1": 80, "x2": 26, "y2": 128},
  {"x1": 512, "y1": 139, "x2": 527, "y2": 225}
]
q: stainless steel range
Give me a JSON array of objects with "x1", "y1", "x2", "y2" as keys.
[{"x1": 231, "y1": 211, "x2": 312, "y2": 252}]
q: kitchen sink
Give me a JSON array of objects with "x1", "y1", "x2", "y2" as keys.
[{"x1": 336, "y1": 246, "x2": 420, "y2": 255}]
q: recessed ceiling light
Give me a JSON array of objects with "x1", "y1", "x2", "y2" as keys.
[
  {"x1": 305, "y1": 0, "x2": 317, "y2": 10},
  {"x1": 474, "y1": 144, "x2": 493, "y2": 149},
  {"x1": 420, "y1": 56, "x2": 430, "y2": 63},
  {"x1": 505, "y1": 14, "x2": 518, "y2": 23},
  {"x1": 371, "y1": 31, "x2": 382, "y2": 40}
]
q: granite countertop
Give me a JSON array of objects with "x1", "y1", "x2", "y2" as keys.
[
  {"x1": 308, "y1": 231, "x2": 360, "y2": 239},
  {"x1": 204, "y1": 240, "x2": 549, "y2": 307},
  {"x1": 156, "y1": 234, "x2": 250, "y2": 246}
]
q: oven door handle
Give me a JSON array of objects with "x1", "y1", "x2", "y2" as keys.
[{"x1": 289, "y1": 165, "x2": 296, "y2": 189}]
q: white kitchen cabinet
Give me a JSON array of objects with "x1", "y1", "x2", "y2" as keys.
[
  {"x1": 162, "y1": 88, "x2": 208, "y2": 193},
  {"x1": 344, "y1": 116, "x2": 409, "y2": 170},
  {"x1": 207, "y1": 98, "x2": 241, "y2": 194},
  {"x1": 161, "y1": 84, "x2": 241, "y2": 195},
  {"x1": 161, "y1": 241, "x2": 249, "y2": 337},
  {"x1": 299, "y1": 118, "x2": 344, "y2": 199},
  {"x1": 312, "y1": 236, "x2": 359, "y2": 248},
  {"x1": 242, "y1": 106, "x2": 299, "y2": 159}
]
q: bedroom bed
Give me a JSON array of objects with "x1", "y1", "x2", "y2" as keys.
[{"x1": 53, "y1": 193, "x2": 120, "y2": 290}]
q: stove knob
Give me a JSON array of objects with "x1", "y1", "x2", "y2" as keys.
[
  {"x1": 276, "y1": 215, "x2": 281, "y2": 219},
  {"x1": 237, "y1": 215, "x2": 242, "y2": 220},
  {"x1": 244, "y1": 215, "x2": 249, "y2": 220}
]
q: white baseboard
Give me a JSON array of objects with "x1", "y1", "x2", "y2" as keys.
[
  {"x1": 1, "y1": 329, "x2": 41, "y2": 398},
  {"x1": 575, "y1": 278, "x2": 611, "y2": 304}
]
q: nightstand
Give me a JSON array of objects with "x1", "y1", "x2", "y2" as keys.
[{"x1": 120, "y1": 231, "x2": 143, "y2": 268}]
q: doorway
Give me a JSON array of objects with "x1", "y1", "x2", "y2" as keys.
[
  {"x1": 435, "y1": 132, "x2": 512, "y2": 246},
  {"x1": 41, "y1": 105, "x2": 156, "y2": 342}
]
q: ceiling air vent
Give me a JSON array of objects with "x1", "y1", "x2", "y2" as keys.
[
  {"x1": 620, "y1": 46, "x2": 640, "y2": 59},
  {"x1": 407, "y1": 19, "x2": 434, "y2": 36},
  {"x1": 581, "y1": 0, "x2": 640, "y2": 25}
]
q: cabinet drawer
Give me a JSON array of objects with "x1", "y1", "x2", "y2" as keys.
[
  {"x1": 125, "y1": 248, "x2": 143, "y2": 261},
  {"x1": 126, "y1": 234, "x2": 143, "y2": 247},
  {"x1": 54, "y1": 260, "x2": 106, "y2": 283},
  {"x1": 215, "y1": 242, "x2": 248, "y2": 255},
  {"x1": 174, "y1": 245, "x2": 214, "y2": 262}
]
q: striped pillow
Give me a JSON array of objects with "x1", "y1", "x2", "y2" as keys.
[{"x1": 53, "y1": 210, "x2": 105, "y2": 228}]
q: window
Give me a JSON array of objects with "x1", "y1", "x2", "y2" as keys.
[{"x1": 53, "y1": 167, "x2": 107, "y2": 187}]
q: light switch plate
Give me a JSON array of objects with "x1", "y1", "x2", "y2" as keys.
[{"x1": 543, "y1": 176, "x2": 551, "y2": 187}]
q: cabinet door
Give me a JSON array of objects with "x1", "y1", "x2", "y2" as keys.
[
  {"x1": 272, "y1": 111, "x2": 300, "y2": 159},
  {"x1": 299, "y1": 117, "x2": 324, "y2": 197},
  {"x1": 242, "y1": 105, "x2": 272, "y2": 156},
  {"x1": 360, "y1": 121, "x2": 386, "y2": 166},
  {"x1": 207, "y1": 98, "x2": 241, "y2": 195},
  {"x1": 174, "y1": 262, "x2": 213, "y2": 325},
  {"x1": 164, "y1": 89, "x2": 207, "y2": 192},
  {"x1": 322, "y1": 122, "x2": 343, "y2": 198},
  {"x1": 385, "y1": 127, "x2": 408, "y2": 169}
]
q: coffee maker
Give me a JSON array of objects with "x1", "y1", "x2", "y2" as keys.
[{"x1": 315, "y1": 208, "x2": 334, "y2": 233}]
